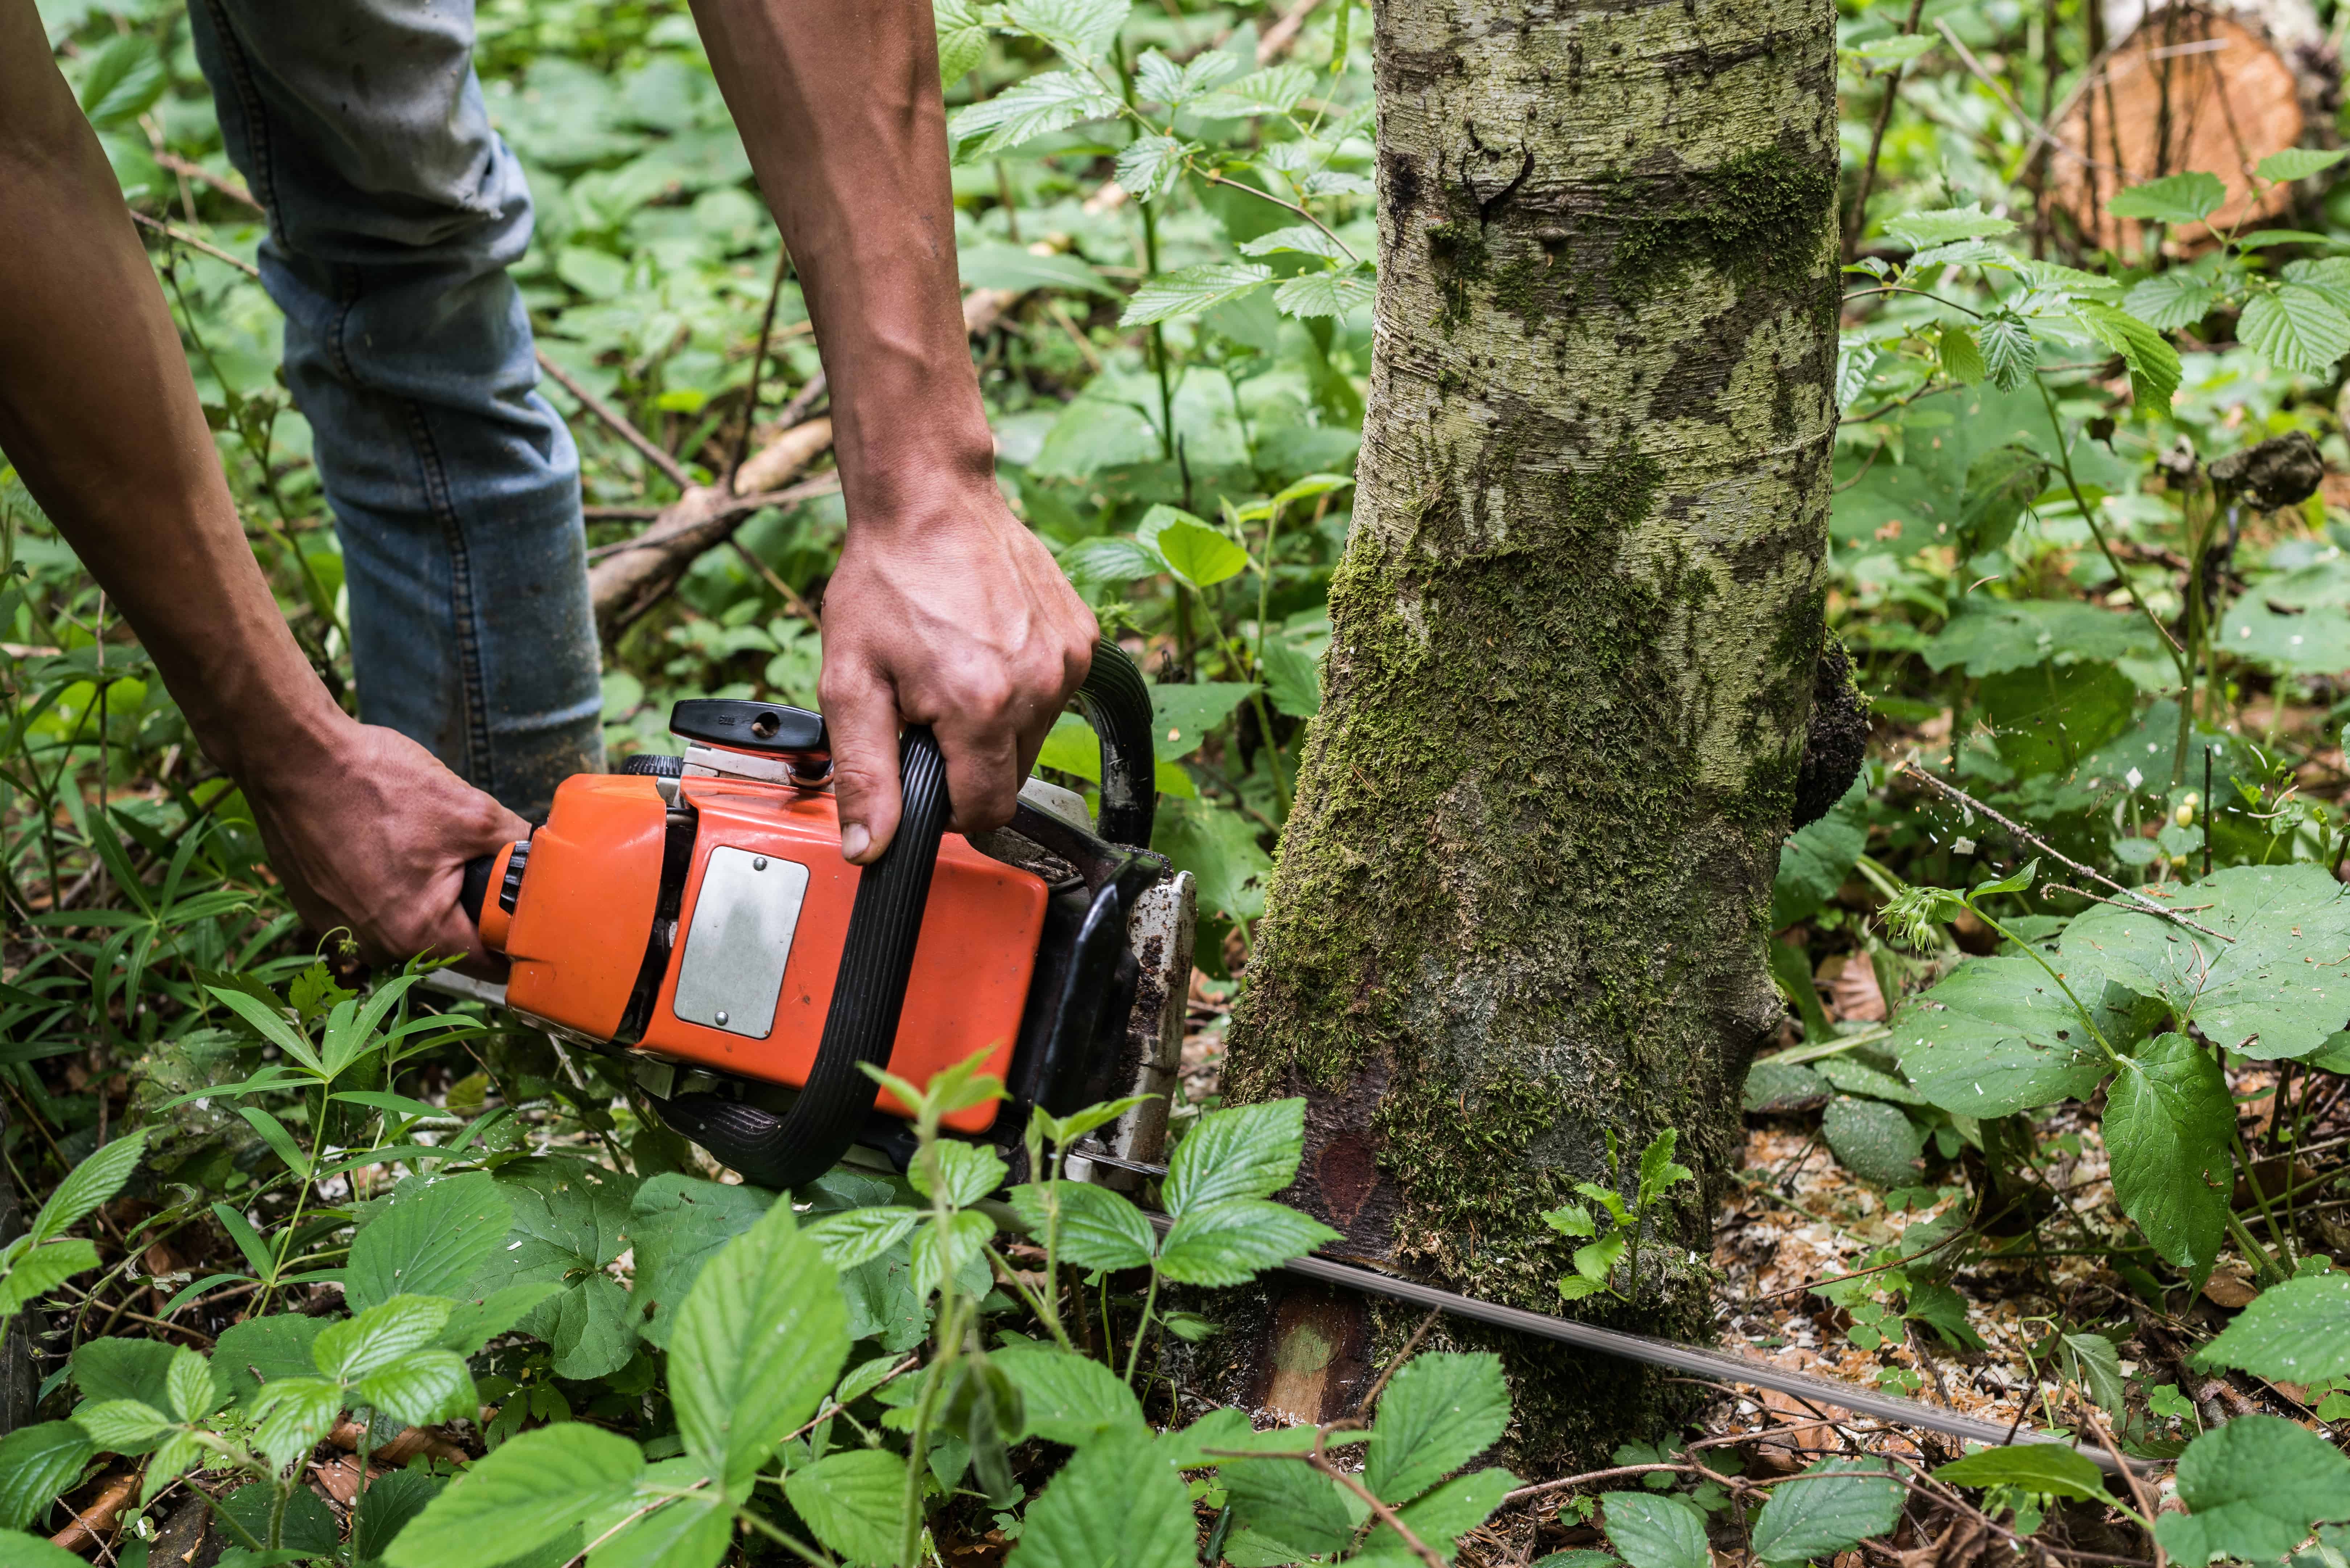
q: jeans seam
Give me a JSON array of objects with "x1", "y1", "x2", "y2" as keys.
[
  {"x1": 399, "y1": 400, "x2": 495, "y2": 787},
  {"x1": 191, "y1": 0, "x2": 282, "y2": 229}
]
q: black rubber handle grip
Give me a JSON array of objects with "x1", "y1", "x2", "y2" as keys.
[
  {"x1": 459, "y1": 855, "x2": 495, "y2": 926},
  {"x1": 658, "y1": 725, "x2": 952, "y2": 1190},
  {"x1": 1074, "y1": 640, "x2": 1156, "y2": 848}
]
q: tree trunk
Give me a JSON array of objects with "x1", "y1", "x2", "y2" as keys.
[{"x1": 1217, "y1": 0, "x2": 1839, "y2": 1462}]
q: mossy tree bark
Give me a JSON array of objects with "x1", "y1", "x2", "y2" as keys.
[{"x1": 1219, "y1": 0, "x2": 1839, "y2": 1461}]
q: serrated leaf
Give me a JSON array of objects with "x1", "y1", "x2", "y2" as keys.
[
  {"x1": 1115, "y1": 134, "x2": 1187, "y2": 200},
  {"x1": 1366, "y1": 1468, "x2": 1516, "y2": 1558},
  {"x1": 783, "y1": 1448, "x2": 908, "y2": 1565},
  {"x1": 384, "y1": 1423, "x2": 648, "y2": 1568},
  {"x1": 1165, "y1": 1098, "x2": 1306, "y2": 1214},
  {"x1": 2107, "y1": 170, "x2": 2226, "y2": 224},
  {"x1": 1010, "y1": 1422, "x2": 1196, "y2": 1568},
  {"x1": 1933, "y1": 1442, "x2": 2108, "y2": 1502},
  {"x1": 1274, "y1": 270, "x2": 1376, "y2": 319},
  {"x1": 1195, "y1": 63, "x2": 1314, "y2": 116},
  {"x1": 1365, "y1": 1352, "x2": 1509, "y2": 1503},
  {"x1": 471, "y1": 1157, "x2": 640, "y2": 1379},
  {"x1": 1751, "y1": 1457, "x2": 1906, "y2": 1561},
  {"x1": 77, "y1": 34, "x2": 167, "y2": 131},
  {"x1": 1977, "y1": 314, "x2": 2039, "y2": 390},
  {"x1": 911, "y1": 1208, "x2": 997, "y2": 1301},
  {"x1": 808, "y1": 1206, "x2": 923, "y2": 1271},
  {"x1": 1007, "y1": 1181, "x2": 1157, "y2": 1273},
  {"x1": 1155, "y1": 1199, "x2": 1337, "y2": 1286},
  {"x1": 2240, "y1": 285, "x2": 2350, "y2": 377},
  {"x1": 347, "y1": 1170, "x2": 512, "y2": 1312},
  {"x1": 352, "y1": 1348, "x2": 475, "y2": 1428},
  {"x1": 2282, "y1": 255, "x2": 2350, "y2": 313},
  {"x1": 0, "y1": 1422, "x2": 92, "y2": 1531},
  {"x1": 1937, "y1": 323, "x2": 1985, "y2": 385},
  {"x1": 250, "y1": 1375, "x2": 343, "y2": 1472},
  {"x1": 0, "y1": 1240, "x2": 98, "y2": 1319},
  {"x1": 949, "y1": 70, "x2": 1123, "y2": 157},
  {"x1": 2104, "y1": 1034, "x2": 2232, "y2": 1273},
  {"x1": 935, "y1": 0, "x2": 990, "y2": 81},
  {"x1": 314, "y1": 1295, "x2": 453, "y2": 1381},
  {"x1": 2196, "y1": 1272, "x2": 2350, "y2": 1386},
  {"x1": 2061, "y1": 865, "x2": 2350, "y2": 1061},
  {"x1": 1602, "y1": 1492, "x2": 1710, "y2": 1568},
  {"x1": 669, "y1": 1200, "x2": 848, "y2": 1491},
  {"x1": 2125, "y1": 270, "x2": 2222, "y2": 332},
  {"x1": 65, "y1": 1398, "x2": 171, "y2": 1453},
  {"x1": 1882, "y1": 205, "x2": 2017, "y2": 249},
  {"x1": 627, "y1": 1173, "x2": 777, "y2": 1350},
  {"x1": 2256, "y1": 147, "x2": 2349, "y2": 183},
  {"x1": 29, "y1": 1129, "x2": 147, "y2": 1248},
  {"x1": 2078, "y1": 303, "x2": 2182, "y2": 408},
  {"x1": 164, "y1": 1346, "x2": 218, "y2": 1424},
  {"x1": 2154, "y1": 1415, "x2": 2350, "y2": 1565},
  {"x1": 913, "y1": 1141, "x2": 1008, "y2": 1207},
  {"x1": 1120, "y1": 261, "x2": 1275, "y2": 326},
  {"x1": 1005, "y1": 0, "x2": 1129, "y2": 59},
  {"x1": 1262, "y1": 637, "x2": 1322, "y2": 718},
  {"x1": 1221, "y1": 1451, "x2": 1356, "y2": 1561},
  {"x1": 995, "y1": 1342, "x2": 1147, "y2": 1444},
  {"x1": 1241, "y1": 224, "x2": 1352, "y2": 263}
]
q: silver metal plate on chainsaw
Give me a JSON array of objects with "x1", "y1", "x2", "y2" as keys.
[{"x1": 671, "y1": 847, "x2": 811, "y2": 1038}]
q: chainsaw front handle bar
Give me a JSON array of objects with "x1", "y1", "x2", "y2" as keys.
[
  {"x1": 1069, "y1": 638, "x2": 1155, "y2": 848},
  {"x1": 657, "y1": 723, "x2": 953, "y2": 1189}
]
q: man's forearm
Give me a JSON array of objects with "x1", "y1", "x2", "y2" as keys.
[
  {"x1": 689, "y1": 0, "x2": 996, "y2": 520},
  {"x1": 0, "y1": 0, "x2": 342, "y2": 781}
]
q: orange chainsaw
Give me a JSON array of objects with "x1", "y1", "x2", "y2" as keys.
[{"x1": 455, "y1": 642, "x2": 1193, "y2": 1188}]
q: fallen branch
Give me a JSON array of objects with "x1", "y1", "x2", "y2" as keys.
[{"x1": 533, "y1": 351, "x2": 694, "y2": 492}]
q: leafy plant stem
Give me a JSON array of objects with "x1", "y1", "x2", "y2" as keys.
[
  {"x1": 2220, "y1": 1200, "x2": 2287, "y2": 1284},
  {"x1": 899, "y1": 1291, "x2": 963, "y2": 1566},
  {"x1": 2033, "y1": 378, "x2": 2190, "y2": 703},
  {"x1": 1960, "y1": 900, "x2": 2118, "y2": 1064},
  {"x1": 1122, "y1": 1266, "x2": 1160, "y2": 1385},
  {"x1": 2226, "y1": 1128, "x2": 2295, "y2": 1275},
  {"x1": 732, "y1": 1501, "x2": 839, "y2": 1568},
  {"x1": 1200, "y1": 170, "x2": 1360, "y2": 264}
]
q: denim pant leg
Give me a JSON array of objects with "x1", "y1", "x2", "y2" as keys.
[{"x1": 186, "y1": 0, "x2": 603, "y2": 820}]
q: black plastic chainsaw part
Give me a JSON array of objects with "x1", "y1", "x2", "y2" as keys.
[
  {"x1": 1071, "y1": 638, "x2": 1155, "y2": 848},
  {"x1": 668, "y1": 698, "x2": 829, "y2": 760},
  {"x1": 654, "y1": 724, "x2": 952, "y2": 1189}
]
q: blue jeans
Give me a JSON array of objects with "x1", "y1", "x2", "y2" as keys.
[{"x1": 186, "y1": 0, "x2": 603, "y2": 820}]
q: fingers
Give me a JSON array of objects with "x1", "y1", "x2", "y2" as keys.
[
  {"x1": 936, "y1": 707, "x2": 1022, "y2": 835},
  {"x1": 821, "y1": 662, "x2": 904, "y2": 864}
]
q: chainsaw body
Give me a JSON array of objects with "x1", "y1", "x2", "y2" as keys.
[{"x1": 460, "y1": 643, "x2": 1193, "y2": 1187}]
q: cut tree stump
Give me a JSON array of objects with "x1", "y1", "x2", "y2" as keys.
[{"x1": 2054, "y1": 0, "x2": 2338, "y2": 250}]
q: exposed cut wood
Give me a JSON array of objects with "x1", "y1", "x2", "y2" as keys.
[{"x1": 2053, "y1": 1, "x2": 2333, "y2": 249}]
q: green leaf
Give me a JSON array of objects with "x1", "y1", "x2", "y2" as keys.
[
  {"x1": 1151, "y1": 515, "x2": 1250, "y2": 589},
  {"x1": 347, "y1": 1170, "x2": 512, "y2": 1311},
  {"x1": 2104, "y1": 1034, "x2": 2233, "y2": 1273},
  {"x1": 2154, "y1": 1415, "x2": 2350, "y2": 1565},
  {"x1": 0, "y1": 1241, "x2": 98, "y2": 1319},
  {"x1": 1892, "y1": 956, "x2": 2129, "y2": 1115},
  {"x1": 2125, "y1": 270, "x2": 2222, "y2": 332},
  {"x1": 1155, "y1": 1198, "x2": 1339, "y2": 1285},
  {"x1": 2077, "y1": 303, "x2": 2181, "y2": 408},
  {"x1": 626, "y1": 1173, "x2": 777, "y2": 1349},
  {"x1": 1145, "y1": 675, "x2": 1260, "y2": 760},
  {"x1": 0, "y1": 1530, "x2": 105, "y2": 1568},
  {"x1": 2256, "y1": 147, "x2": 2349, "y2": 182},
  {"x1": 1261, "y1": 637, "x2": 1323, "y2": 719},
  {"x1": 1152, "y1": 798, "x2": 1271, "y2": 923},
  {"x1": 911, "y1": 1207, "x2": 996, "y2": 1301},
  {"x1": 0, "y1": 1422, "x2": 91, "y2": 1531},
  {"x1": 351, "y1": 1466, "x2": 442, "y2": 1564},
  {"x1": 2107, "y1": 171, "x2": 2226, "y2": 224},
  {"x1": 1010, "y1": 1423, "x2": 1196, "y2": 1568},
  {"x1": 1574, "y1": 1232, "x2": 1628, "y2": 1285},
  {"x1": 210, "y1": 1314, "x2": 326, "y2": 1409},
  {"x1": 1115, "y1": 134, "x2": 1188, "y2": 201},
  {"x1": 1933, "y1": 1443, "x2": 2109, "y2": 1503},
  {"x1": 2060, "y1": 1330, "x2": 2128, "y2": 1413},
  {"x1": 913, "y1": 1141, "x2": 1009, "y2": 1207},
  {"x1": 384, "y1": 1423, "x2": 648, "y2": 1568},
  {"x1": 1844, "y1": 33, "x2": 1937, "y2": 65},
  {"x1": 1822, "y1": 1097, "x2": 1926, "y2": 1189},
  {"x1": 591, "y1": 1489, "x2": 730, "y2": 1568},
  {"x1": 2061, "y1": 865, "x2": 2350, "y2": 1061},
  {"x1": 29, "y1": 1130, "x2": 148, "y2": 1247},
  {"x1": 783, "y1": 1448, "x2": 909, "y2": 1566},
  {"x1": 67, "y1": 1396, "x2": 172, "y2": 1453},
  {"x1": 1194, "y1": 63, "x2": 1315, "y2": 116},
  {"x1": 1814, "y1": 1054, "x2": 1928, "y2": 1106},
  {"x1": 314, "y1": 1295, "x2": 453, "y2": 1381},
  {"x1": 1005, "y1": 0, "x2": 1130, "y2": 60},
  {"x1": 1937, "y1": 323, "x2": 1986, "y2": 385},
  {"x1": 1743, "y1": 1058, "x2": 1829, "y2": 1114},
  {"x1": 471, "y1": 1157, "x2": 641, "y2": 1378},
  {"x1": 1007, "y1": 1181, "x2": 1156, "y2": 1273},
  {"x1": 995, "y1": 1342, "x2": 1147, "y2": 1444},
  {"x1": 1365, "y1": 1351, "x2": 1509, "y2": 1503},
  {"x1": 249, "y1": 1375, "x2": 344, "y2": 1472},
  {"x1": 1773, "y1": 777, "x2": 1866, "y2": 929},
  {"x1": 1602, "y1": 1492, "x2": 1710, "y2": 1568},
  {"x1": 1120, "y1": 261, "x2": 1275, "y2": 326},
  {"x1": 206, "y1": 987, "x2": 323, "y2": 1073},
  {"x1": 669, "y1": 1200, "x2": 848, "y2": 1492},
  {"x1": 934, "y1": 0, "x2": 990, "y2": 81},
  {"x1": 1240, "y1": 224, "x2": 1353, "y2": 264},
  {"x1": 76, "y1": 34, "x2": 167, "y2": 130},
  {"x1": 1924, "y1": 600, "x2": 2154, "y2": 677},
  {"x1": 1636, "y1": 1130, "x2": 1695, "y2": 1208},
  {"x1": 808, "y1": 1206, "x2": 923, "y2": 1271},
  {"x1": 1274, "y1": 270, "x2": 1376, "y2": 319},
  {"x1": 2196, "y1": 1272, "x2": 2350, "y2": 1386},
  {"x1": 1881, "y1": 205, "x2": 2017, "y2": 249},
  {"x1": 2238, "y1": 286, "x2": 2350, "y2": 377},
  {"x1": 948, "y1": 70, "x2": 1124, "y2": 156},
  {"x1": 1220, "y1": 1452, "x2": 1357, "y2": 1562},
  {"x1": 352, "y1": 1348, "x2": 476, "y2": 1428},
  {"x1": 1165, "y1": 1098, "x2": 1306, "y2": 1215},
  {"x1": 1750, "y1": 1457, "x2": 1906, "y2": 1563},
  {"x1": 70, "y1": 1337, "x2": 175, "y2": 1411},
  {"x1": 1979, "y1": 659, "x2": 2135, "y2": 777},
  {"x1": 1366, "y1": 1468, "x2": 1517, "y2": 1558},
  {"x1": 1977, "y1": 313, "x2": 2039, "y2": 391},
  {"x1": 164, "y1": 1346, "x2": 219, "y2": 1424},
  {"x1": 959, "y1": 243, "x2": 1118, "y2": 300},
  {"x1": 2283, "y1": 256, "x2": 2350, "y2": 313}
]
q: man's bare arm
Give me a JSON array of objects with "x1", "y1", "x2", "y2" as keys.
[
  {"x1": 0, "y1": 0, "x2": 524, "y2": 963},
  {"x1": 691, "y1": 0, "x2": 1099, "y2": 861}
]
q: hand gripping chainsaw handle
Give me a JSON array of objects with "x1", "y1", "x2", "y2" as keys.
[{"x1": 654, "y1": 723, "x2": 953, "y2": 1190}]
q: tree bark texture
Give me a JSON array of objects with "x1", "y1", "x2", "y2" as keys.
[{"x1": 1220, "y1": 0, "x2": 1839, "y2": 1459}]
